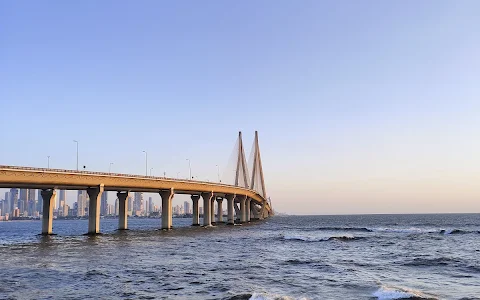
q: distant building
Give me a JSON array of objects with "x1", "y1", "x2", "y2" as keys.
[
  {"x1": 100, "y1": 192, "x2": 108, "y2": 216},
  {"x1": 36, "y1": 190, "x2": 43, "y2": 214},
  {"x1": 19, "y1": 189, "x2": 29, "y2": 214},
  {"x1": 4, "y1": 191, "x2": 10, "y2": 215},
  {"x1": 127, "y1": 195, "x2": 133, "y2": 214},
  {"x1": 148, "y1": 197, "x2": 153, "y2": 215},
  {"x1": 107, "y1": 204, "x2": 114, "y2": 215},
  {"x1": 58, "y1": 190, "x2": 66, "y2": 210},
  {"x1": 9, "y1": 188, "x2": 18, "y2": 215},
  {"x1": 115, "y1": 198, "x2": 119, "y2": 216},
  {"x1": 133, "y1": 192, "x2": 143, "y2": 215},
  {"x1": 184, "y1": 201, "x2": 190, "y2": 215},
  {"x1": 77, "y1": 190, "x2": 88, "y2": 217}
]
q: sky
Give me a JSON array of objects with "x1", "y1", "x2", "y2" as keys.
[{"x1": 1, "y1": 1, "x2": 479, "y2": 214}]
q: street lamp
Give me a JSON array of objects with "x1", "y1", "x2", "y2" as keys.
[
  {"x1": 142, "y1": 151, "x2": 148, "y2": 176},
  {"x1": 216, "y1": 164, "x2": 220, "y2": 182},
  {"x1": 73, "y1": 140, "x2": 79, "y2": 171},
  {"x1": 186, "y1": 159, "x2": 192, "y2": 180},
  {"x1": 47, "y1": 156, "x2": 50, "y2": 169},
  {"x1": 150, "y1": 167, "x2": 154, "y2": 176},
  {"x1": 109, "y1": 162, "x2": 114, "y2": 173}
]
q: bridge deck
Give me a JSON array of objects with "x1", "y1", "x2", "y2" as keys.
[{"x1": 0, "y1": 166, "x2": 270, "y2": 208}]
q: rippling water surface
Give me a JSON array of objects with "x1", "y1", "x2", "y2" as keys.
[{"x1": 0, "y1": 214, "x2": 479, "y2": 300}]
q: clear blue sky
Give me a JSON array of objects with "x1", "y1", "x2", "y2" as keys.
[{"x1": 1, "y1": 1, "x2": 479, "y2": 214}]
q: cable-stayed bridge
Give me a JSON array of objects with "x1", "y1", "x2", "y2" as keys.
[{"x1": 0, "y1": 131, "x2": 273, "y2": 235}]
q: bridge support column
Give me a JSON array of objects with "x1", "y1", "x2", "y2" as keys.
[
  {"x1": 251, "y1": 204, "x2": 260, "y2": 220},
  {"x1": 191, "y1": 195, "x2": 200, "y2": 226},
  {"x1": 226, "y1": 194, "x2": 235, "y2": 225},
  {"x1": 160, "y1": 188, "x2": 174, "y2": 230},
  {"x1": 41, "y1": 189, "x2": 56, "y2": 235},
  {"x1": 259, "y1": 199, "x2": 266, "y2": 220},
  {"x1": 87, "y1": 185, "x2": 104, "y2": 235},
  {"x1": 246, "y1": 198, "x2": 251, "y2": 222},
  {"x1": 117, "y1": 191, "x2": 129, "y2": 230},
  {"x1": 239, "y1": 195, "x2": 247, "y2": 223},
  {"x1": 234, "y1": 198, "x2": 240, "y2": 222},
  {"x1": 216, "y1": 197, "x2": 223, "y2": 223},
  {"x1": 211, "y1": 198, "x2": 216, "y2": 224},
  {"x1": 201, "y1": 192, "x2": 213, "y2": 226}
]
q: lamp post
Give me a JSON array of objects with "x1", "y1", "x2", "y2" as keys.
[
  {"x1": 109, "y1": 162, "x2": 114, "y2": 173},
  {"x1": 150, "y1": 167, "x2": 154, "y2": 176},
  {"x1": 47, "y1": 156, "x2": 50, "y2": 169},
  {"x1": 142, "y1": 151, "x2": 148, "y2": 176},
  {"x1": 186, "y1": 159, "x2": 192, "y2": 180},
  {"x1": 216, "y1": 164, "x2": 220, "y2": 182},
  {"x1": 73, "y1": 140, "x2": 79, "y2": 171}
]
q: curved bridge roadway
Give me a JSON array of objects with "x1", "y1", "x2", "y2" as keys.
[{"x1": 0, "y1": 165, "x2": 272, "y2": 235}]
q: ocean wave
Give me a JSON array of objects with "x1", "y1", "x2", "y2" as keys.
[
  {"x1": 226, "y1": 292, "x2": 308, "y2": 300},
  {"x1": 316, "y1": 227, "x2": 373, "y2": 232},
  {"x1": 370, "y1": 227, "x2": 438, "y2": 234},
  {"x1": 281, "y1": 234, "x2": 364, "y2": 242},
  {"x1": 403, "y1": 257, "x2": 462, "y2": 267},
  {"x1": 373, "y1": 285, "x2": 437, "y2": 300},
  {"x1": 370, "y1": 227, "x2": 479, "y2": 235},
  {"x1": 439, "y1": 229, "x2": 479, "y2": 235},
  {"x1": 249, "y1": 292, "x2": 308, "y2": 300}
]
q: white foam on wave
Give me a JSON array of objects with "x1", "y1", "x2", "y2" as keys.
[
  {"x1": 373, "y1": 285, "x2": 436, "y2": 300},
  {"x1": 249, "y1": 292, "x2": 308, "y2": 300},
  {"x1": 282, "y1": 233, "x2": 355, "y2": 242},
  {"x1": 370, "y1": 227, "x2": 437, "y2": 234}
]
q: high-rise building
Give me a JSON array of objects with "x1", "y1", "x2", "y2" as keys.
[
  {"x1": 9, "y1": 188, "x2": 18, "y2": 215},
  {"x1": 77, "y1": 190, "x2": 88, "y2": 217},
  {"x1": 148, "y1": 197, "x2": 153, "y2": 216},
  {"x1": 37, "y1": 190, "x2": 43, "y2": 214},
  {"x1": 4, "y1": 192, "x2": 10, "y2": 215},
  {"x1": 58, "y1": 190, "x2": 66, "y2": 209},
  {"x1": 27, "y1": 189, "x2": 36, "y2": 216},
  {"x1": 19, "y1": 189, "x2": 29, "y2": 214},
  {"x1": 107, "y1": 204, "x2": 114, "y2": 215},
  {"x1": 115, "y1": 198, "x2": 119, "y2": 216},
  {"x1": 127, "y1": 195, "x2": 133, "y2": 214},
  {"x1": 184, "y1": 201, "x2": 190, "y2": 215},
  {"x1": 133, "y1": 192, "x2": 143, "y2": 215},
  {"x1": 100, "y1": 192, "x2": 108, "y2": 216}
]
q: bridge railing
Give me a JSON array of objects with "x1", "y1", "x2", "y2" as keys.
[{"x1": 0, "y1": 165, "x2": 266, "y2": 199}]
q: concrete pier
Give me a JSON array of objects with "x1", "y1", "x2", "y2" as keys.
[
  {"x1": 87, "y1": 185, "x2": 104, "y2": 235},
  {"x1": 201, "y1": 192, "x2": 213, "y2": 226},
  {"x1": 216, "y1": 197, "x2": 223, "y2": 223},
  {"x1": 226, "y1": 194, "x2": 235, "y2": 225},
  {"x1": 41, "y1": 189, "x2": 56, "y2": 235},
  {"x1": 117, "y1": 191, "x2": 129, "y2": 230},
  {"x1": 246, "y1": 197, "x2": 251, "y2": 222},
  {"x1": 239, "y1": 195, "x2": 247, "y2": 223},
  {"x1": 211, "y1": 198, "x2": 216, "y2": 224},
  {"x1": 160, "y1": 188, "x2": 174, "y2": 230},
  {"x1": 234, "y1": 198, "x2": 240, "y2": 222},
  {"x1": 251, "y1": 203, "x2": 260, "y2": 220},
  {"x1": 191, "y1": 194, "x2": 200, "y2": 226}
]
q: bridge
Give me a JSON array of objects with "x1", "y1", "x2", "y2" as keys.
[{"x1": 0, "y1": 131, "x2": 273, "y2": 235}]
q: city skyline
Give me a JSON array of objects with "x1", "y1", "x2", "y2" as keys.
[
  {"x1": 0, "y1": 188, "x2": 221, "y2": 220},
  {"x1": 1, "y1": 1, "x2": 480, "y2": 214}
]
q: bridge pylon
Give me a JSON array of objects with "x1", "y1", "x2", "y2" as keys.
[{"x1": 234, "y1": 131, "x2": 250, "y2": 188}]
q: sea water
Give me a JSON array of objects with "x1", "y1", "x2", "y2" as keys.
[{"x1": 0, "y1": 214, "x2": 478, "y2": 299}]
